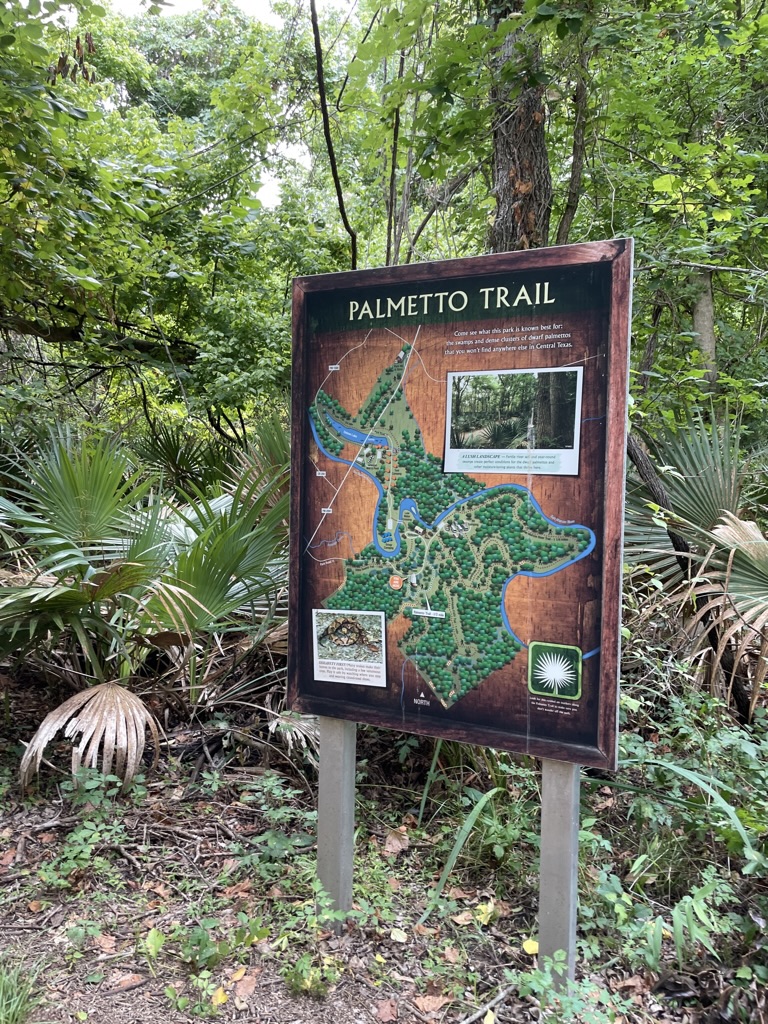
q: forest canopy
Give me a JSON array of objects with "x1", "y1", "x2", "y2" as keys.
[{"x1": 0, "y1": 0, "x2": 765, "y2": 447}]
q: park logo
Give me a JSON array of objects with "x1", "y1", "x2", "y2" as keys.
[{"x1": 527, "y1": 642, "x2": 582, "y2": 700}]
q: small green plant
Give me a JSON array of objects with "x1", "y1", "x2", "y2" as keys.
[
  {"x1": 36, "y1": 768, "x2": 146, "y2": 887},
  {"x1": 165, "y1": 971, "x2": 221, "y2": 1018},
  {"x1": 61, "y1": 768, "x2": 147, "y2": 812},
  {"x1": 281, "y1": 953, "x2": 338, "y2": 998},
  {"x1": 0, "y1": 962, "x2": 40, "y2": 1024},
  {"x1": 154, "y1": 914, "x2": 268, "y2": 976},
  {"x1": 65, "y1": 919, "x2": 103, "y2": 964},
  {"x1": 509, "y1": 954, "x2": 632, "y2": 1023}
]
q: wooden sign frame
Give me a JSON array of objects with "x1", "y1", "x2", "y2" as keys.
[{"x1": 289, "y1": 240, "x2": 632, "y2": 771}]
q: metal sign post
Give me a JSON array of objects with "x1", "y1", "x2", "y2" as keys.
[
  {"x1": 316, "y1": 716, "x2": 356, "y2": 925},
  {"x1": 538, "y1": 758, "x2": 580, "y2": 985}
]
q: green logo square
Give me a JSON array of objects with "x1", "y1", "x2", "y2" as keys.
[{"x1": 528, "y1": 642, "x2": 582, "y2": 700}]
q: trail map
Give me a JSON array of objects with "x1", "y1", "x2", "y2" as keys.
[{"x1": 306, "y1": 341, "x2": 594, "y2": 708}]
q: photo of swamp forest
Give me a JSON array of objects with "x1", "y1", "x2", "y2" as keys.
[{"x1": 449, "y1": 369, "x2": 580, "y2": 450}]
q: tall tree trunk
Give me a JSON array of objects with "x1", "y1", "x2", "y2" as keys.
[
  {"x1": 535, "y1": 377, "x2": 552, "y2": 443},
  {"x1": 690, "y1": 270, "x2": 718, "y2": 386},
  {"x1": 549, "y1": 371, "x2": 567, "y2": 446},
  {"x1": 487, "y1": 5, "x2": 552, "y2": 253}
]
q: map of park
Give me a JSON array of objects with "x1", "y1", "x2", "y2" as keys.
[{"x1": 307, "y1": 344, "x2": 594, "y2": 709}]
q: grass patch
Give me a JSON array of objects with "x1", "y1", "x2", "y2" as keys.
[{"x1": 0, "y1": 963, "x2": 40, "y2": 1024}]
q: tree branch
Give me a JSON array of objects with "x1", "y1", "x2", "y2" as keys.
[
  {"x1": 309, "y1": 0, "x2": 357, "y2": 269},
  {"x1": 555, "y1": 45, "x2": 589, "y2": 246}
]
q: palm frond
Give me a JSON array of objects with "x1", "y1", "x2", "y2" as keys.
[
  {"x1": 230, "y1": 413, "x2": 290, "y2": 509},
  {"x1": 0, "y1": 433, "x2": 157, "y2": 576},
  {"x1": 19, "y1": 681, "x2": 161, "y2": 790},
  {"x1": 647, "y1": 409, "x2": 744, "y2": 530},
  {"x1": 625, "y1": 410, "x2": 746, "y2": 578},
  {"x1": 0, "y1": 583, "x2": 120, "y2": 663}
]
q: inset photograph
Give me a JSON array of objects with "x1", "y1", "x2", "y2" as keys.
[
  {"x1": 313, "y1": 609, "x2": 387, "y2": 687},
  {"x1": 444, "y1": 367, "x2": 583, "y2": 475}
]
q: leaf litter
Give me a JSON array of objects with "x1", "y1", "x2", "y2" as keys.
[{"x1": 0, "y1": 674, "x2": 760, "y2": 1024}]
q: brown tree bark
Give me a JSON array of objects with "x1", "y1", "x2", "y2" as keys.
[
  {"x1": 487, "y1": 5, "x2": 552, "y2": 253},
  {"x1": 690, "y1": 269, "x2": 718, "y2": 386},
  {"x1": 554, "y1": 44, "x2": 589, "y2": 246}
]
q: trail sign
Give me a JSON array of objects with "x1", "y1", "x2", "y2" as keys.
[{"x1": 289, "y1": 240, "x2": 632, "y2": 771}]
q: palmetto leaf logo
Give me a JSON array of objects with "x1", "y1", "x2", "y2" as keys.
[{"x1": 528, "y1": 642, "x2": 582, "y2": 700}]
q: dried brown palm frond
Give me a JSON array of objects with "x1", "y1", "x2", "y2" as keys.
[
  {"x1": 675, "y1": 511, "x2": 768, "y2": 718},
  {"x1": 20, "y1": 682, "x2": 161, "y2": 791}
]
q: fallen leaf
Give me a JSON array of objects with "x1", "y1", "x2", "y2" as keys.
[
  {"x1": 223, "y1": 880, "x2": 252, "y2": 897},
  {"x1": 522, "y1": 938, "x2": 539, "y2": 955},
  {"x1": 38, "y1": 832, "x2": 57, "y2": 844},
  {"x1": 383, "y1": 826, "x2": 409, "y2": 858},
  {"x1": 451, "y1": 911, "x2": 475, "y2": 926},
  {"x1": 483, "y1": 1011, "x2": 496, "y2": 1024},
  {"x1": 614, "y1": 975, "x2": 650, "y2": 993},
  {"x1": 475, "y1": 899, "x2": 496, "y2": 926},
  {"x1": 446, "y1": 886, "x2": 474, "y2": 900},
  {"x1": 27, "y1": 900, "x2": 44, "y2": 913},
  {"x1": 413, "y1": 923, "x2": 436, "y2": 936},
  {"x1": 0, "y1": 848, "x2": 15, "y2": 866},
  {"x1": 414, "y1": 994, "x2": 451, "y2": 1013},
  {"x1": 390, "y1": 927, "x2": 409, "y2": 943},
  {"x1": 234, "y1": 973, "x2": 258, "y2": 999},
  {"x1": 387, "y1": 877, "x2": 402, "y2": 891},
  {"x1": 376, "y1": 998, "x2": 398, "y2": 1021},
  {"x1": 109, "y1": 973, "x2": 144, "y2": 991},
  {"x1": 443, "y1": 946, "x2": 460, "y2": 964},
  {"x1": 211, "y1": 986, "x2": 228, "y2": 1006},
  {"x1": 234, "y1": 996, "x2": 248, "y2": 1010},
  {"x1": 94, "y1": 933, "x2": 116, "y2": 953},
  {"x1": 230, "y1": 966, "x2": 247, "y2": 983},
  {"x1": 142, "y1": 882, "x2": 170, "y2": 899}
]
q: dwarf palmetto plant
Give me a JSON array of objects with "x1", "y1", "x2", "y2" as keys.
[
  {"x1": 676, "y1": 512, "x2": 768, "y2": 720},
  {"x1": 131, "y1": 421, "x2": 235, "y2": 497},
  {"x1": 624, "y1": 409, "x2": 766, "y2": 720},
  {"x1": 624, "y1": 409, "x2": 746, "y2": 587},
  {"x1": 0, "y1": 431, "x2": 289, "y2": 788}
]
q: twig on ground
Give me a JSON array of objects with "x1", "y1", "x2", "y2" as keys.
[
  {"x1": 105, "y1": 843, "x2": 142, "y2": 872},
  {"x1": 457, "y1": 985, "x2": 517, "y2": 1024}
]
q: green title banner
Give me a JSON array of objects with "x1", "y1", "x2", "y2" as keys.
[{"x1": 308, "y1": 262, "x2": 611, "y2": 333}]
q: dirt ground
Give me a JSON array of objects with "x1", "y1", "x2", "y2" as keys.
[
  {"x1": 0, "y1": 791, "x2": 701, "y2": 1024},
  {"x1": 1, "y1": 675, "x2": 762, "y2": 1024}
]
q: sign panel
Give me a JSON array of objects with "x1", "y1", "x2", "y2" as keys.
[{"x1": 289, "y1": 241, "x2": 632, "y2": 770}]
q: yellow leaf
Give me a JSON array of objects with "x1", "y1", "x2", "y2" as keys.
[
  {"x1": 475, "y1": 899, "x2": 495, "y2": 925},
  {"x1": 231, "y1": 966, "x2": 247, "y2": 982},
  {"x1": 483, "y1": 1011, "x2": 496, "y2": 1024},
  {"x1": 211, "y1": 987, "x2": 228, "y2": 1006},
  {"x1": 522, "y1": 938, "x2": 539, "y2": 955},
  {"x1": 390, "y1": 927, "x2": 408, "y2": 943}
]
